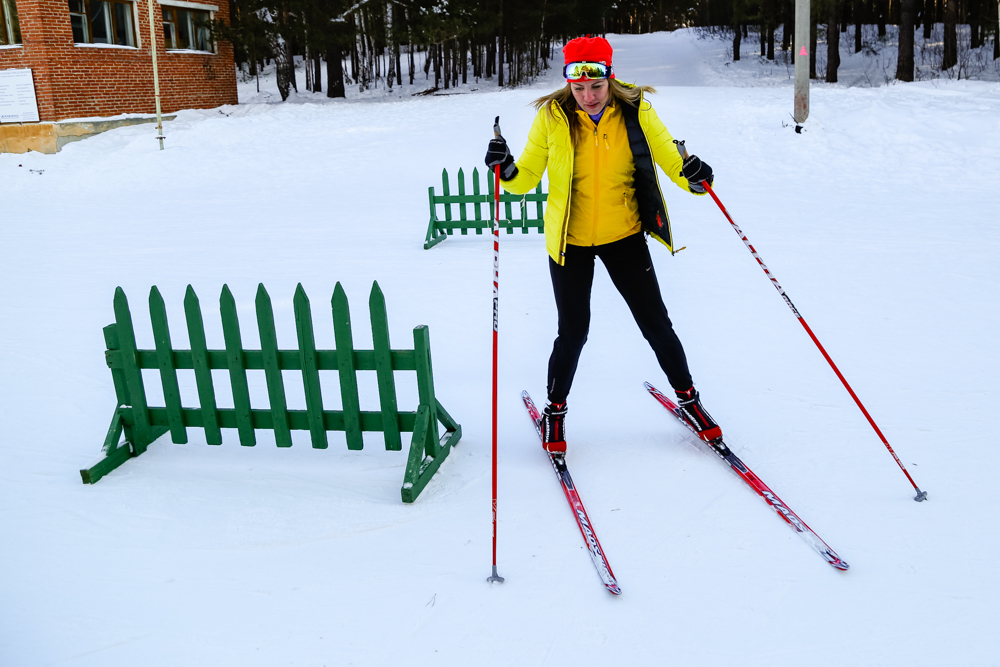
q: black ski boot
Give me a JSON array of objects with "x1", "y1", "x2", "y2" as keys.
[
  {"x1": 540, "y1": 401, "x2": 567, "y2": 453},
  {"x1": 674, "y1": 387, "x2": 722, "y2": 442}
]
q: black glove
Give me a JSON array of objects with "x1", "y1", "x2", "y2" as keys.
[
  {"x1": 485, "y1": 137, "x2": 518, "y2": 181},
  {"x1": 681, "y1": 154, "x2": 714, "y2": 193}
]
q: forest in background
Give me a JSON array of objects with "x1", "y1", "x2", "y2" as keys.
[{"x1": 215, "y1": 0, "x2": 1000, "y2": 98}]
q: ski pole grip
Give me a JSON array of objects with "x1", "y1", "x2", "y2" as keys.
[
  {"x1": 494, "y1": 115, "x2": 503, "y2": 141},
  {"x1": 674, "y1": 138, "x2": 690, "y2": 160}
]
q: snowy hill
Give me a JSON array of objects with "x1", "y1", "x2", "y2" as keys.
[{"x1": 2, "y1": 29, "x2": 999, "y2": 667}]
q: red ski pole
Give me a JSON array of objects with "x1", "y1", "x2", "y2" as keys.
[
  {"x1": 488, "y1": 116, "x2": 506, "y2": 584},
  {"x1": 680, "y1": 142, "x2": 927, "y2": 502}
]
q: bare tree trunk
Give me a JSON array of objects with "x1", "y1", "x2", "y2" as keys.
[
  {"x1": 327, "y1": 47, "x2": 345, "y2": 98},
  {"x1": 408, "y1": 42, "x2": 414, "y2": 85},
  {"x1": 485, "y1": 35, "x2": 495, "y2": 78},
  {"x1": 498, "y1": 0, "x2": 505, "y2": 87},
  {"x1": 897, "y1": 0, "x2": 916, "y2": 80},
  {"x1": 995, "y1": 0, "x2": 1000, "y2": 59},
  {"x1": 826, "y1": 0, "x2": 840, "y2": 81},
  {"x1": 462, "y1": 38, "x2": 468, "y2": 84},
  {"x1": 349, "y1": 14, "x2": 359, "y2": 82},
  {"x1": 733, "y1": 22, "x2": 742, "y2": 60},
  {"x1": 385, "y1": 2, "x2": 395, "y2": 91},
  {"x1": 969, "y1": 0, "x2": 982, "y2": 47},
  {"x1": 943, "y1": 0, "x2": 958, "y2": 68},
  {"x1": 810, "y1": 12, "x2": 818, "y2": 77},
  {"x1": 855, "y1": 0, "x2": 864, "y2": 52},
  {"x1": 877, "y1": 0, "x2": 887, "y2": 36},
  {"x1": 393, "y1": 5, "x2": 401, "y2": 86},
  {"x1": 305, "y1": 42, "x2": 313, "y2": 92},
  {"x1": 434, "y1": 43, "x2": 442, "y2": 88},
  {"x1": 924, "y1": 0, "x2": 934, "y2": 38},
  {"x1": 273, "y1": 35, "x2": 292, "y2": 100},
  {"x1": 783, "y1": 0, "x2": 793, "y2": 51},
  {"x1": 443, "y1": 40, "x2": 451, "y2": 89}
]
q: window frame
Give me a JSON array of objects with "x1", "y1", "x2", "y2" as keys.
[
  {"x1": 1, "y1": 0, "x2": 22, "y2": 46},
  {"x1": 159, "y1": 3, "x2": 215, "y2": 54},
  {"x1": 68, "y1": 0, "x2": 138, "y2": 48}
]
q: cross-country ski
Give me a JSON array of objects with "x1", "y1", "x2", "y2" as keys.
[
  {"x1": 645, "y1": 382, "x2": 849, "y2": 571},
  {"x1": 522, "y1": 391, "x2": 622, "y2": 595}
]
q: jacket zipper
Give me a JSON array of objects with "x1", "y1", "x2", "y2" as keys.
[
  {"x1": 593, "y1": 126, "x2": 600, "y2": 242},
  {"x1": 557, "y1": 104, "x2": 573, "y2": 262}
]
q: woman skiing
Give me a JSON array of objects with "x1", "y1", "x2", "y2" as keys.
[{"x1": 485, "y1": 35, "x2": 720, "y2": 453}]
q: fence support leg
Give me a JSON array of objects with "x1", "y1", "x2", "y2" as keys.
[
  {"x1": 400, "y1": 401, "x2": 462, "y2": 503},
  {"x1": 80, "y1": 406, "x2": 132, "y2": 484}
]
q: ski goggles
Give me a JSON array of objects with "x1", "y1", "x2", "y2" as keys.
[{"x1": 563, "y1": 61, "x2": 613, "y2": 81}]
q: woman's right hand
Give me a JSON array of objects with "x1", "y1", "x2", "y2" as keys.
[{"x1": 485, "y1": 138, "x2": 518, "y2": 180}]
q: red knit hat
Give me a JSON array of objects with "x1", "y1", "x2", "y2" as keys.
[{"x1": 563, "y1": 35, "x2": 613, "y2": 67}]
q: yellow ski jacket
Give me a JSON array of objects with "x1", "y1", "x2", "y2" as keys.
[{"x1": 501, "y1": 87, "x2": 700, "y2": 265}]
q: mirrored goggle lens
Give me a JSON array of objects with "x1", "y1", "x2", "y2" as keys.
[{"x1": 564, "y1": 62, "x2": 610, "y2": 80}]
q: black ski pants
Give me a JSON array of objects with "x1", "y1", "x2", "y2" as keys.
[{"x1": 547, "y1": 232, "x2": 693, "y2": 404}]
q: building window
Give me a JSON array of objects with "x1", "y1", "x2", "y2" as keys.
[
  {"x1": 162, "y1": 6, "x2": 213, "y2": 53},
  {"x1": 0, "y1": 0, "x2": 22, "y2": 46},
  {"x1": 68, "y1": 0, "x2": 135, "y2": 47}
]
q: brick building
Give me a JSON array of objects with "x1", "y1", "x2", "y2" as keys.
[{"x1": 0, "y1": 0, "x2": 236, "y2": 149}]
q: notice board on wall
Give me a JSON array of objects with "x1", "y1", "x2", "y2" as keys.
[{"x1": 0, "y1": 68, "x2": 40, "y2": 123}]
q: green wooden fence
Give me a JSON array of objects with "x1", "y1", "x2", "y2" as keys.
[
  {"x1": 81, "y1": 282, "x2": 461, "y2": 503},
  {"x1": 424, "y1": 167, "x2": 547, "y2": 249}
]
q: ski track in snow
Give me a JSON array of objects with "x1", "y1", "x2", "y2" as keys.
[{"x1": 2, "y1": 29, "x2": 999, "y2": 667}]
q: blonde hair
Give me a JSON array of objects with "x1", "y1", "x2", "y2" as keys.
[{"x1": 531, "y1": 79, "x2": 656, "y2": 142}]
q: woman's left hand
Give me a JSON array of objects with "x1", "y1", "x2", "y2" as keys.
[{"x1": 681, "y1": 155, "x2": 714, "y2": 193}]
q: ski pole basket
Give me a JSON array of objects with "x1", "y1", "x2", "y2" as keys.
[
  {"x1": 81, "y1": 282, "x2": 461, "y2": 503},
  {"x1": 424, "y1": 167, "x2": 546, "y2": 249}
]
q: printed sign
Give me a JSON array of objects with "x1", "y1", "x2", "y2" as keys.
[{"x1": 0, "y1": 68, "x2": 40, "y2": 123}]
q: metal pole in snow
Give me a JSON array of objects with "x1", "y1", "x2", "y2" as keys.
[
  {"x1": 487, "y1": 116, "x2": 505, "y2": 585},
  {"x1": 147, "y1": 0, "x2": 165, "y2": 149},
  {"x1": 794, "y1": 0, "x2": 810, "y2": 128}
]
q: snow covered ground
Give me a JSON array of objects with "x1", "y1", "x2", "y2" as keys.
[{"x1": 3, "y1": 29, "x2": 1000, "y2": 666}]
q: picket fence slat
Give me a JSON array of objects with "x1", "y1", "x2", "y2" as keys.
[
  {"x1": 457, "y1": 167, "x2": 468, "y2": 233},
  {"x1": 113, "y1": 288, "x2": 152, "y2": 453},
  {"x1": 332, "y1": 282, "x2": 363, "y2": 450},
  {"x1": 370, "y1": 282, "x2": 401, "y2": 452},
  {"x1": 221, "y1": 285, "x2": 256, "y2": 447},
  {"x1": 184, "y1": 286, "x2": 222, "y2": 445},
  {"x1": 472, "y1": 168, "x2": 483, "y2": 228},
  {"x1": 149, "y1": 286, "x2": 188, "y2": 445},
  {"x1": 257, "y1": 285, "x2": 292, "y2": 447},
  {"x1": 83, "y1": 282, "x2": 461, "y2": 502},
  {"x1": 294, "y1": 284, "x2": 328, "y2": 449}
]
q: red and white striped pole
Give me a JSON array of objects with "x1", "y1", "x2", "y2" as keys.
[
  {"x1": 682, "y1": 142, "x2": 926, "y2": 502},
  {"x1": 488, "y1": 116, "x2": 506, "y2": 584}
]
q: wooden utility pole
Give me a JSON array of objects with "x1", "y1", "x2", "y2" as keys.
[
  {"x1": 794, "y1": 0, "x2": 810, "y2": 127},
  {"x1": 147, "y1": 0, "x2": 164, "y2": 149}
]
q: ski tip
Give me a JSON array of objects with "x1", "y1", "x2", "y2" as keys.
[
  {"x1": 826, "y1": 552, "x2": 850, "y2": 571},
  {"x1": 521, "y1": 390, "x2": 530, "y2": 399},
  {"x1": 607, "y1": 584, "x2": 623, "y2": 595}
]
